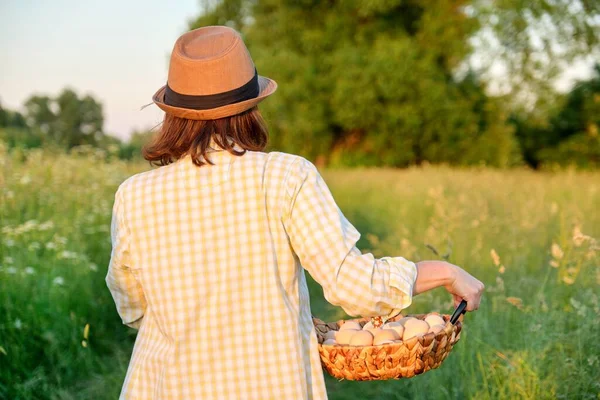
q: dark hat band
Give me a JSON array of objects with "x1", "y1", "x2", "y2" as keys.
[{"x1": 164, "y1": 69, "x2": 259, "y2": 110}]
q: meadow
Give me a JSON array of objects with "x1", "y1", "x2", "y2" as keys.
[{"x1": 1, "y1": 143, "x2": 599, "y2": 399}]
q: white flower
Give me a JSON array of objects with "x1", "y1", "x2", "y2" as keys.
[
  {"x1": 89, "y1": 263, "x2": 98, "y2": 272},
  {"x1": 4, "y1": 238, "x2": 15, "y2": 247},
  {"x1": 3, "y1": 256, "x2": 14, "y2": 264},
  {"x1": 14, "y1": 319, "x2": 22, "y2": 329},
  {"x1": 25, "y1": 267, "x2": 35, "y2": 275},
  {"x1": 53, "y1": 276, "x2": 65, "y2": 286},
  {"x1": 28, "y1": 242, "x2": 41, "y2": 251},
  {"x1": 38, "y1": 221, "x2": 55, "y2": 231},
  {"x1": 58, "y1": 250, "x2": 78, "y2": 260},
  {"x1": 46, "y1": 242, "x2": 57, "y2": 250},
  {"x1": 7, "y1": 267, "x2": 17, "y2": 274},
  {"x1": 19, "y1": 175, "x2": 31, "y2": 185}
]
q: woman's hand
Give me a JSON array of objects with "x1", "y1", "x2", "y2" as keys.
[
  {"x1": 444, "y1": 264, "x2": 485, "y2": 311},
  {"x1": 413, "y1": 261, "x2": 485, "y2": 311}
]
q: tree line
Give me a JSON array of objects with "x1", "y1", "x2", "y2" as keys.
[{"x1": 1, "y1": 1, "x2": 599, "y2": 168}]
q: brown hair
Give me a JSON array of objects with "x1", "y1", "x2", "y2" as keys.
[{"x1": 142, "y1": 106, "x2": 268, "y2": 167}]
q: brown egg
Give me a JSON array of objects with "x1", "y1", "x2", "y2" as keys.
[
  {"x1": 397, "y1": 317, "x2": 417, "y2": 327},
  {"x1": 324, "y1": 331, "x2": 337, "y2": 341},
  {"x1": 373, "y1": 329, "x2": 400, "y2": 345},
  {"x1": 383, "y1": 323, "x2": 404, "y2": 338},
  {"x1": 428, "y1": 324, "x2": 445, "y2": 335},
  {"x1": 402, "y1": 320, "x2": 430, "y2": 340},
  {"x1": 362, "y1": 321, "x2": 375, "y2": 330},
  {"x1": 322, "y1": 339, "x2": 337, "y2": 346},
  {"x1": 403, "y1": 318, "x2": 428, "y2": 330},
  {"x1": 336, "y1": 329, "x2": 357, "y2": 345},
  {"x1": 339, "y1": 321, "x2": 362, "y2": 331},
  {"x1": 362, "y1": 321, "x2": 382, "y2": 335},
  {"x1": 349, "y1": 330, "x2": 374, "y2": 346},
  {"x1": 425, "y1": 314, "x2": 446, "y2": 327}
]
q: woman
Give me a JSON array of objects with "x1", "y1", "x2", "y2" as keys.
[{"x1": 106, "y1": 25, "x2": 484, "y2": 400}]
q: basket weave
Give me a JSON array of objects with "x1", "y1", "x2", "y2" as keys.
[{"x1": 313, "y1": 313, "x2": 463, "y2": 380}]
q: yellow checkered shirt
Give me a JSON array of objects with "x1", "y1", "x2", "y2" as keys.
[{"x1": 106, "y1": 142, "x2": 417, "y2": 399}]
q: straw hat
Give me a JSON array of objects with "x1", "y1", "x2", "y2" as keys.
[{"x1": 152, "y1": 26, "x2": 277, "y2": 120}]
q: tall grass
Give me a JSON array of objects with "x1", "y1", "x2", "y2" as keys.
[{"x1": 1, "y1": 144, "x2": 599, "y2": 399}]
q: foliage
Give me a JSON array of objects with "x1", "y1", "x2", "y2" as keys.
[
  {"x1": 23, "y1": 88, "x2": 105, "y2": 149},
  {"x1": 469, "y1": 0, "x2": 600, "y2": 111},
  {"x1": 1, "y1": 146, "x2": 599, "y2": 399},
  {"x1": 512, "y1": 64, "x2": 600, "y2": 168},
  {"x1": 192, "y1": 0, "x2": 521, "y2": 167}
]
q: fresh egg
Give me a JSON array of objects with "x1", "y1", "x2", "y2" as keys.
[
  {"x1": 339, "y1": 321, "x2": 362, "y2": 331},
  {"x1": 425, "y1": 314, "x2": 446, "y2": 327},
  {"x1": 402, "y1": 320, "x2": 430, "y2": 340},
  {"x1": 397, "y1": 317, "x2": 417, "y2": 326},
  {"x1": 373, "y1": 329, "x2": 400, "y2": 345},
  {"x1": 384, "y1": 323, "x2": 404, "y2": 338},
  {"x1": 429, "y1": 324, "x2": 445, "y2": 335},
  {"x1": 324, "y1": 331, "x2": 337, "y2": 341},
  {"x1": 403, "y1": 318, "x2": 428, "y2": 330},
  {"x1": 365, "y1": 328, "x2": 381, "y2": 336},
  {"x1": 323, "y1": 339, "x2": 337, "y2": 345},
  {"x1": 349, "y1": 331, "x2": 374, "y2": 346},
  {"x1": 336, "y1": 329, "x2": 358, "y2": 345}
]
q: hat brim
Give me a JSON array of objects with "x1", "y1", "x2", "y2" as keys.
[{"x1": 152, "y1": 76, "x2": 277, "y2": 120}]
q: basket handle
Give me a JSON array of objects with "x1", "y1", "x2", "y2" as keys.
[{"x1": 449, "y1": 300, "x2": 467, "y2": 325}]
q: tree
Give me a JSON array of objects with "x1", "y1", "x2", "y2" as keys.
[
  {"x1": 191, "y1": 0, "x2": 521, "y2": 167},
  {"x1": 537, "y1": 64, "x2": 600, "y2": 168},
  {"x1": 23, "y1": 88, "x2": 105, "y2": 149}
]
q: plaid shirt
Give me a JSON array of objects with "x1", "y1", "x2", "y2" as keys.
[{"x1": 106, "y1": 140, "x2": 417, "y2": 399}]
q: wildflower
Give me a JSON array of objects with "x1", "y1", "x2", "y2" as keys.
[
  {"x1": 6, "y1": 267, "x2": 17, "y2": 274},
  {"x1": 551, "y1": 243, "x2": 564, "y2": 260},
  {"x1": 490, "y1": 249, "x2": 501, "y2": 266},
  {"x1": 19, "y1": 175, "x2": 31, "y2": 185},
  {"x1": 53, "y1": 276, "x2": 65, "y2": 286},
  {"x1": 562, "y1": 276, "x2": 575, "y2": 285},
  {"x1": 498, "y1": 265, "x2": 506, "y2": 274},
  {"x1": 550, "y1": 260, "x2": 560, "y2": 268},
  {"x1": 38, "y1": 221, "x2": 55, "y2": 231},
  {"x1": 3, "y1": 256, "x2": 13, "y2": 264},
  {"x1": 572, "y1": 226, "x2": 592, "y2": 247},
  {"x1": 89, "y1": 263, "x2": 98, "y2": 272},
  {"x1": 4, "y1": 239, "x2": 15, "y2": 247},
  {"x1": 24, "y1": 267, "x2": 35, "y2": 275},
  {"x1": 46, "y1": 242, "x2": 57, "y2": 250},
  {"x1": 28, "y1": 242, "x2": 41, "y2": 251},
  {"x1": 14, "y1": 319, "x2": 22, "y2": 329},
  {"x1": 58, "y1": 250, "x2": 78, "y2": 260},
  {"x1": 506, "y1": 297, "x2": 524, "y2": 310}
]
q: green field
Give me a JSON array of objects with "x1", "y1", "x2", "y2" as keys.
[{"x1": 1, "y1": 144, "x2": 599, "y2": 399}]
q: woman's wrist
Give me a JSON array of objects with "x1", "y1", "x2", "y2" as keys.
[{"x1": 413, "y1": 260, "x2": 457, "y2": 295}]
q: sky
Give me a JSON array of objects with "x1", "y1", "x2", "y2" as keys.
[
  {"x1": 0, "y1": 0, "x2": 200, "y2": 140},
  {"x1": 0, "y1": 1, "x2": 595, "y2": 141}
]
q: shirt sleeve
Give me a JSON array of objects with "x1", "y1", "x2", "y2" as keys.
[
  {"x1": 282, "y1": 157, "x2": 418, "y2": 319},
  {"x1": 105, "y1": 185, "x2": 147, "y2": 330}
]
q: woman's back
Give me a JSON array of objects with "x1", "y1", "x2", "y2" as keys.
[{"x1": 108, "y1": 146, "x2": 328, "y2": 399}]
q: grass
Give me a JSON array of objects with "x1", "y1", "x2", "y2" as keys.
[{"x1": 1, "y1": 143, "x2": 599, "y2": 399}]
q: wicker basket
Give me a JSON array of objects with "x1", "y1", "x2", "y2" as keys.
[{"x1": 313, "y1": 313, "x2": 463, "y2": 381}]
